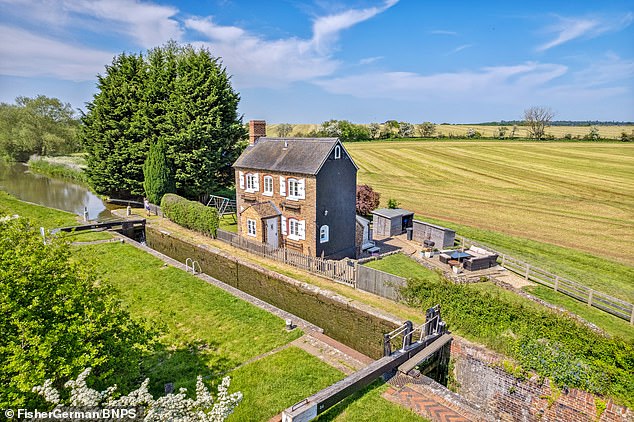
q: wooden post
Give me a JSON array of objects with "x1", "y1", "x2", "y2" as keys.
[
  {"x1": 554, "y1": 276, "x2": 559, "y2": 292},
  {"x1": 501, "y1": 254, "x2": 506, "y2": 267},
  {"x1": 525, "y1": 264, "x2": 530, "y2": 280},
  {"x1": 630, "y1": 307, "x2": 634, "y2": 325},
  {"x1": 587, "y1": 290, "x2": 593, "y2": 307}
]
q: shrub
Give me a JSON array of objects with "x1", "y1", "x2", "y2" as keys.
[
  {"x1": 387, "y1": 198, "x2": 400, "y2": 209},
  {"x1": 161, "y1": 194, "x2": 219, "y2": 237}
]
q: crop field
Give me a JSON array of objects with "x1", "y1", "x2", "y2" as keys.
[
  {"x1": 346, "y1": 141, "x2": 634, "y2": 300},
  {"x1": 267, "y1": 123, "x2": 634, "y2": 140}
]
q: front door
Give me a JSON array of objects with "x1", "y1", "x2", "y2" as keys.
[{"x1": 265, "y1": 217, "x2": 279, "y2": 248}]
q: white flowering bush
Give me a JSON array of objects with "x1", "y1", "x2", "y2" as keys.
[{"x1": 33, "y1": 368, "x2": 242, "y2": 422}]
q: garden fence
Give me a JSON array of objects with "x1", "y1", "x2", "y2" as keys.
[
  {"x1": 216, "y1": 229, "x2": 405, "y2": 299},
  {"x1": 456, "y1": 235, "x2": 634, "y2": 324}
]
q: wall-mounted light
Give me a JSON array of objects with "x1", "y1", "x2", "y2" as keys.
[{"x1": 324, "y1": 210, "x2": 328, "y2": 216}]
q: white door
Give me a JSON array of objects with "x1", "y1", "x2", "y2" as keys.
[{"x1": 265, "y1": 217, "x2": 279, "y2": 248}]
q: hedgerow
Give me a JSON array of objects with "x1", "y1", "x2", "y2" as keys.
[
  {"x1": 400, "y1": 277, "x2": 634, "y2": 407},
  {"x1": 161, "y1": 194, "x2": 219, "y2": 237}
]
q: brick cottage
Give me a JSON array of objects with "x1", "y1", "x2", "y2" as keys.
[{"x1": 233, "y1": 120, "x2": 358, "y2": 259}]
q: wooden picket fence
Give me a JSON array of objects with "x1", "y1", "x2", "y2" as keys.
[
  {"x1": 456, "y1": 235, "x2": 634, "y2": 324},
  {"x1": 215, "y1": 229, "x2": 405, "y2": 298}
]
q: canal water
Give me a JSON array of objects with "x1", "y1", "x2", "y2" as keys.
[{"x1": 0, "y1": 161, "x2": 112, "y2": 221}]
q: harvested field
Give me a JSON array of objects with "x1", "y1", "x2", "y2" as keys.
[{"x1": 346, "y1": 141, "x2": 634, "y2": 267}]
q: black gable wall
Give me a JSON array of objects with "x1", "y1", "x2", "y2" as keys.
[{"x1": 315, "y1": 145, "x2": 357, "y2": 258}]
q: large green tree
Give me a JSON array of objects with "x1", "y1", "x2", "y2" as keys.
[
  {"x1": 81, "y1": 42, "x2": 247, "y2": 200},
  {"x1": 0, "y1": 95, "x2": 79, "y2": 161},
  {"x1": 0, "y1": 217, "x2": 155, "y2": 408}
]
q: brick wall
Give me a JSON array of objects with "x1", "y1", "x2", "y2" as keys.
[
  {"x1": 450, "y1": 338, "x2": 632, "y2": 422},
  {"x1": 235, "y1": 168, "x2": 318, "y2": 255}
]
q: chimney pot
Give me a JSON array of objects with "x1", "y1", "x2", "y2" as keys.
[{"x1": 249, "y1": 120, "x2": 266, "y2": 144}]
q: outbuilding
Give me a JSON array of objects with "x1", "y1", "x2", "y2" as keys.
[
  {"x1": 412, "y1": 220, "x2": 456, "y2": 249},
  {"x1": 371, "y1": 208, "x2": 414, "y2": 238}
]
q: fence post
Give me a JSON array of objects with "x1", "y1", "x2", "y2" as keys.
[
  {"x1": 501, "y1": 254, "x2": 506, "y2": 267},
  {"x1": 554, "y1": 276, "x2": 559, "y2": 292},
  {"x1": 525, "y1": 264, "x2": 530, "y2": 280},
  {"x1": 630, "y1": 306, "x2": 634, "y2": 325},
  {"x1": 587, "y1": 290, "x2": 593, "y2": 307}
]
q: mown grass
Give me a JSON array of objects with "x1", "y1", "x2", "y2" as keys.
[
  {"x1": 417, "y1": 215, "x2": 634, "y2": 304},
  {"x1": 316, "y1": 381, "x2": 427, "y2": 421},
  {"x1": 366, "y1": 254, "x2": 634, "y2": 407},
  {"x1": 72, "y1": 242, "x2": 303, "y2": 391},
  {"x1": 346, "y1": 140, "x2": 634, "y2": 298},
  {"x1": 0, "y1": 190, "x2": 111, "y2": 241}
]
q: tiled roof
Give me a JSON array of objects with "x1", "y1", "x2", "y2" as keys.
[
  {"x1": 248, "y1": 201, "x2": 281, "y2": 219},
  {"x1": 233, "y1": 137, "x2": 346, "y2": 175}
]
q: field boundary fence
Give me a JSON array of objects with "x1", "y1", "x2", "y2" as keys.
[
  {"x1": 456, "y1": 235, "x2": 634, "y2": 324},
  {"x1": 216, "y1": 229, "x2": 406, "y2": 299}
]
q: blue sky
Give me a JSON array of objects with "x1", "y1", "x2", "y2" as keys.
[{"x1": 1, "y1": 0, "x2": 632, "y2": 123}]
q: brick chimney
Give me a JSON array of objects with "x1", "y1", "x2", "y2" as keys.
[{"x1": 249, "y1": 120, "x2": 266, "y2": 144}]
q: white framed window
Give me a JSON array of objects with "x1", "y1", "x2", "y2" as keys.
[
  {"x1": 281, "y1": 215, "x2": 287, "y2": 235},
  {"x1": 334, "y1": 145, "x2": 341, "y2": 159},
  {"x1": 246, "y1": 173, "x2": 259, "y2": 192},
  {"x1": 320, "y1": 225, "x2": 329, "y2": 243},
  {"x1": 247, "y1": 219, "x2": 257, "y2": 237},
  {"x1": 287, "y1": 218, "x2": 305, "y2": 240},
  {"x1": 279, "y1": 176, "x2": 286, "y2": 196},
  {"x1": 238, "y1": 171, "x2": 245, "y2": 189},
  {"x1": 263, "y1": 175, "x2": 273, "y2": 196},
  {"x1": 287, "y1": 178, "x2": 305, "y2": 200}
]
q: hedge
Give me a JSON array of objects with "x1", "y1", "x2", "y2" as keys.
[{"x1": 160, "y1": 194, "x2": 219, "y2": 237}]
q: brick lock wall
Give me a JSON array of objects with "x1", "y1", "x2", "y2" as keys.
[
  {"x1": 235, "y1": 168, "x2": 318, "y2": 255},
  {"x1": 450, "y1": 339, "x2": 632, "y2": 422}
]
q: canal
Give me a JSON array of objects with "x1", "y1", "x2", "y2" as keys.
[{"x1": 0, "y1": 161, "x2": 112, "y2": 220}]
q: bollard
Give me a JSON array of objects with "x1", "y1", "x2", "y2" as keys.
[{"x1": 126, "y1": 205, "x2": 131, "y2": 216}]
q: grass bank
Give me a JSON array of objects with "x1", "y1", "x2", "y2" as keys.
[
  {"x1": 27, "y1": 154, "x2": 87, "y2": 183},
  {"x1": 365, "y1": 254, "x2": 634, "y2": 407},
  {"x1": 0, "y1": 190, "x2": 110, "y2": 241}
]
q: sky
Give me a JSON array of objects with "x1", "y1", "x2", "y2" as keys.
[{"x1": 1, "y1": 0, "x2": 633, "y2": 123}]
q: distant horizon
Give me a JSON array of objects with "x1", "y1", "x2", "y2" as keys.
[{"x1": 1, "y1": 1, "x2": 632, "y2": 122}]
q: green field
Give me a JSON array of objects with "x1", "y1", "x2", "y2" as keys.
[
  {"x1": 346, "y1": 140, "x2": 634, "y2": 301},
  {"x1": 268, "y1": 123, "x2": 634, "y2": 140}
]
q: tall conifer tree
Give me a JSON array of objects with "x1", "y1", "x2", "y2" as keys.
[{"x1": 143, "y1": 137, "x2": 175, "y2": 204}]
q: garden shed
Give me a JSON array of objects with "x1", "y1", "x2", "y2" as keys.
[
  {"x1": 371, "y1": 208, "x2": 414, "y2": 238},
  {"x1": 412, "y1": 220, "x2": 456, "y2": 249}
]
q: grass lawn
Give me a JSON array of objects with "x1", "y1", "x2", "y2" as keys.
[
  {"x1": 228, "y1": 347, "x2": 343, "y2": 421},
  {"x1": 219, "y1": 214, "x2": 238, "y2": 232},
  {"x1": 365, "y1": 254, "x2": 634, "y2": 342},
  {"x1": 316, "y1": 381, "x2": 427, "y2": 421},
  {"x1": 418, "y1": 215, "x2": 634, "y2": 304},
  {"x1": 346, "y1": 140, "x2": 634, "y2": 280},
  {"x1": 0, "y1": 190, "x2": 112, "y2": 241},
  {"x1": 72, "y1": 242, "x2": 303, "y2": 392}
]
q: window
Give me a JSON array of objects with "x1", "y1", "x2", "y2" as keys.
[
  {"x1": 246, "y1": 173, "x2": 259, "y2": 192},
  {"x1": 263, "y1": 175, "x2": 273, "y2": 196},
  {"x1": 287, "y1": 178, "x2": 305, "y2": 200},
  {"x1": 247, "y1": 219, "x2": 256, "y2": 237},
  {"x1": 320, "y1": 225, "x2": 329, "y2": 243},
  {"x1": 334, "y1": 145, "x2": 341, "y2": 159},
  {"x1": 287, "y1": 218, "x2": 305, "y2": 240}
]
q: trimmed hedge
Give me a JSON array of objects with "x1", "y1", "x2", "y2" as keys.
[{"x1": 160, "y1": 194, "x2": 218, "y2": 237}]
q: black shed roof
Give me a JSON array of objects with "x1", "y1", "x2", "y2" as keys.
[{"x1": 233, "y1": 137, "x2": 357, "y2": 175}]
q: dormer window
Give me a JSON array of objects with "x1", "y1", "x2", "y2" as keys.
[{"x1": 334, "y1": 145, "x2": 341, "y2": 159}]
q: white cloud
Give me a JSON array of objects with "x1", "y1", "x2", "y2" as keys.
[
  {"x1": 65, "y1": 0, "x2": 182, "y2": 47},
  {"x1": 446, "y1": 44, "x2": 472, "y2": 55},
  {"x1": 359, "y1": 56, "x2": 384, "y2": 65},
  {"x1": 0, "y1": 25, "x2": 114, "y2": 81},
  {"x1": 185, "y1": 0, "x2": 399, "y2": 87},
  {"x1": 429, "y1": 29, "x2": 458, "y2": 36},
  {"x1": 312, "y1": 0, "x2": 398, "y2": 53},
  {"x1": 314, "y1": 62, "x2": 568, "y2": 101},
  {"x1": 537, "y1": 13, "x2": 633, "y2": 51},
  {"x1": 0, "y1": 0, "x2": 182, "y2": 48}
]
